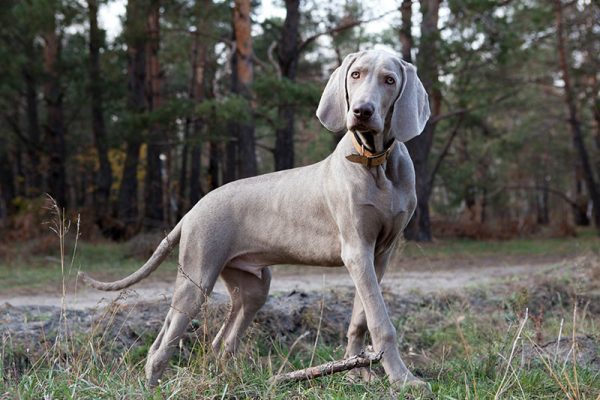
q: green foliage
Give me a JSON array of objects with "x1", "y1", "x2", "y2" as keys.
[
  {"x1": 0, "y1": 0, "x2": 598, "y2": 235},
  {"x1": 254, "y1": 76, "x2": 321, "y2": 111}
]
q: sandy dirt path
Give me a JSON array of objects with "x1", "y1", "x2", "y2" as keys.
[{"x1": 0, "y1": 260, "x2": 562, "y2": 310}]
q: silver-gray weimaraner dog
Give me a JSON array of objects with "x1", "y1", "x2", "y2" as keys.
[{"x1": 80, "y1": 49, "x2": 430, "y2": 388}]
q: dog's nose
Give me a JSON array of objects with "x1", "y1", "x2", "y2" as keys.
[{"x1": 352, "y1": 103, "x2": 374, "y2": 121}]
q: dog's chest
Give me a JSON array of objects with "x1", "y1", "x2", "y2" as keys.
[{"x1": 358, "y1": 176, "x2": 410, "y2": 219}]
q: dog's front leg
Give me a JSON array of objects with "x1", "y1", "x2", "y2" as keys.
[
  {"x1": 341, "y1": 244, "x2": 420, "y2": 387},
  {"x1": 344, "y1": 249, "x2": 390, "y2": 382},
  {"x1": 345, "y1": 249, "x2": 391, "y2": 358}
]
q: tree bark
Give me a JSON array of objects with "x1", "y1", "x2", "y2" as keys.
[
  {"x1": 117, "y1": 0, "x2": 147, "y2": 229},
  {"x1": 399, "y1": 0, "x2": 413, "y2": 63},
  {"x1": 208, "y1": 140, "x2": 221, "y2": 190},
  {"x1": 595, "y1": 105, "x2": 600, "y2": 182},
  {"x1": 592, "y1": 76, "x2": 600, "y2": 179},
  {"x1": 178, "y1": 1, "x2": 213, "y2": 214},
  {"x1": 189, "y1": 25, "x2": 209, "y2": 206},
  {"x1": 87, "y1": 0, "x2": 113, "y2": 224},
  {"x1": 42, "y1": 19, "x2": 67, "y2": 209},
  {"x1": 404, "y1": 0, "x2": 441, "y2": 242},
  {"x1": 178, "y1": 118, "x2": 190, "y2": 219},
  {"x1": 22, "y1": 40, "x2": 42, "y2": 196},
  {"x1": 536, "y1": 181, "x2": 550, "y2": 225},
  {"x1": 143, "y1": 0, "x2": 165, "y2": 230},
  {"x1": 275, "y1": 105, "x2": 296, "y2": 170},
  {"x1": 555, "y1": 0, "x2": 600, "y2": 232},
  {"x1": 117, "y1": 138, "x2": 141, "y2": 226},
  {"x1": 274, "y1": 0, "x2": 300, "y2": 171},
  {"x1": 189, "y1": 144, "x2": 203, "y2": 204},
  {"x1": 232, "y1": 0, "x2": 257, "y2": 178},
  {"x1": 223, "y1": 123, "x2": 238, "y2": 183},
  {"x1": 0, "y1": 137, "x2": 16, "y2": 218},
  {"x1": 269, "y1": 351, "x2": 383, "y2": 385}
]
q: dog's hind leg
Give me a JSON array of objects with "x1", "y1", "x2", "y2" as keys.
[
  {"x1": 212, "y1": 267, "x2": 271, "y2": 355},
  {"x1": 145, "y1": 260, "x2": 221, "y2": 387}
]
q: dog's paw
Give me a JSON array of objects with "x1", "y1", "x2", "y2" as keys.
[
  {"x1": 390, "y1": 377, "x2": 433, "y2": 399},
  {"x1": 345, "y1": 367, "x2": 378, "y2": 384}
]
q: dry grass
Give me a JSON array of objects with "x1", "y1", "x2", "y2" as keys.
[{"x1": 1, "y1": 200, "x2": 600, "y2": 399}]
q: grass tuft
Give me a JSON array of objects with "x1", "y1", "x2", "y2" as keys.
[{"x1": 1, "y1": 203, "x2": 600, "y2": 399}]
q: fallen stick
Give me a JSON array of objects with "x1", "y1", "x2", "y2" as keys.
[{"x1": 269, "y1": 351, "x2": 383, "y2": 385}]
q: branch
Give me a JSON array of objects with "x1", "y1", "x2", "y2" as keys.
[
  {"x1": 502, "y1": 185, "x2": 579, "y2": 209},
  {"x1": 269, "y1": 351, "x2": 383, "y2": 385},
  {"x1": 255, "y1": 141, "x2": 275, "y2": 153},
  {"x1": 252, "y1": 53, "x2": 272, "y2": 73},
  {"x1": 298, "y1": 10, "x2": 399, "y2": 53},
  {"x1": 428, "y1": 115, "x2": 464, "y2": 188},
  {"x1": 429, "y1": 108, "x2": 468, "y2": 124},
  {"x1": 430, "y1": 90, "x2": 519, "y2": 124},
  {"x1": 267, "y1": 41, "x2": 282, "y2": 78},
  {"x1": 3, "y1": 113, "x2": 44, "y2": 153}
]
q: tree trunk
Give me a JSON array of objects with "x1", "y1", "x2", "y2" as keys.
[
  {"x1": 117, "y1": 0, "x2": 147, "y2": 230},
  {"x1": 232, "y1": 0, "x2": 257, "y2": 178},
  {"x1": 555, "y1": 0, "x2": 600, "y2": 232},
  {"x1": 399, "y1": 0, "x2": 413, "y2": 63},
  {"x1": 87, "y1": 0, "x2": 113, "y2": 225},
  {"x1": 0, "y1": 138, "x2": 15, "y2": 218},
  {"x1": 189, "y1": 144, "x2": 203, "y2": 205},
  {"x1": 42, "y1": 21, "x2": 67, "y2": 209},
  {"x1": 208, "y1": 140, "x2": 221, "y2": 190},
  {"x1": 275, "y1": 106, "x2": 295, "y2": 170},
  {"x1": 537, "y1": 179, "x2": 550, "y2": 225},
  {"x1": 178, "y1": 119, "x2": 190, "y2": 219},
  {"x1": 14, "y1": 143, "x2": 26, "y2": 198},
  {"x1": 117, "y1": 139, "x2": 141, "y2": 226},
  {"x1": 23, "y1": 40, "x2": 42, "y2": 196},
  {"x1": 223, "y1": 122, "x2": 238, "y2": 183},
  {"x1": 592, "y1": 82, "x2": 600, "y2": 178},
  {"x1": 188, "y1": 26, "x2": 209, "y2": 207},
  {"x1": 404, "y1": 0, "x2": 441, "y2": 242},
  {"x1": 143, "y1": 0, "x2": 165, "y2": 230},
  {"x1": 274, "y1": 0, "x2": 300, "y2": 171},
  {"x1": 573, "y1": 165, "x2": 590, "y2": 226},
  {"x1": 595, "y1": 109, "x2": 600, "y2": 187}
]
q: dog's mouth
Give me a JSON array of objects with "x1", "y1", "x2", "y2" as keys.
[
  {"x1": 351, "y1": 128, "x2": 377, "y2": 152},
  {"x1": 349, "y1": 123, "x2": 379, "y2": 136}
]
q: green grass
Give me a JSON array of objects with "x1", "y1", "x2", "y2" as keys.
[
  {"x1": 400, "y1": 230, "x2": 599, "y2": 261},
  {"x1": 3, "y1": 287, "x2": 600, "y2": 399},
  {"x1": 0, "y1": 240, "x2": 178, "y2": 293},
  {"x1": 1, "y1": 208, "x2": 599, "y2": 398},
  {"x1": 1, "y1": 231, "x2": 598, "y2": 294}
]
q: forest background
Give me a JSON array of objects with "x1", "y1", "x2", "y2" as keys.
[{"x1": 0, "y1": 0, "x2": 599, "y2": 242}]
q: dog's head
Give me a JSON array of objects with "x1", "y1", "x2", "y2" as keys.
[{"x1": 316, "y1": 49, "x2": 430, "y2": 143}]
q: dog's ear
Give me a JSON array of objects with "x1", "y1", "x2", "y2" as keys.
[
  {"x1": 316, "y1": 52, "x2": 361, "y2": 132},
  {"x1": 390, "y1": 60, "x2": 431, "y2": 142}
]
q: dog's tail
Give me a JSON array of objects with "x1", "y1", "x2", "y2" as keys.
[{"x1": 79, "y1": 221, "x2": 183, "y2": 291}]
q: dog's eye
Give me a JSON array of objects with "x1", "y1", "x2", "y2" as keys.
[
  {"x1": 350, "y1": 71, "x2": 360, "y2": 79},
  {"x1": 385, "y1": 76, "x2": 396, "y2": 85}
]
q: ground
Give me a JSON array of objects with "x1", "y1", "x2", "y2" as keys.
[{"x1": 1, "y1": 231, "x2": 599, "y2": 399}]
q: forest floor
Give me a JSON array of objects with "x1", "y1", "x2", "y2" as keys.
[
  {"x1": 0, "y1": 256, "x2": 573, "y2": 309},
  {"x1": 1, "y1": 231, "x2": 598, "y2": 307},
  {"x1": 1, "y1": 232, "x2": 600, "y2": 398}
]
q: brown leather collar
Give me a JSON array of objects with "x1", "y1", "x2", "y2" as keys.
[{"x1": 345, "y1": 132, "x2": 396, "y2": 168}]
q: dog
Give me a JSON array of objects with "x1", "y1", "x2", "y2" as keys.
[{"x1": 80, "y1": 49, "x2": 430, "y2": 388}]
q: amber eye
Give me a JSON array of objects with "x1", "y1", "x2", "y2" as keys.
[
  {"x1": 385, "y1": 76, "x2": 396, "y2": 85},
  {"x1": 350, "y1": 71, "x2": 360, "y2": 79}
]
